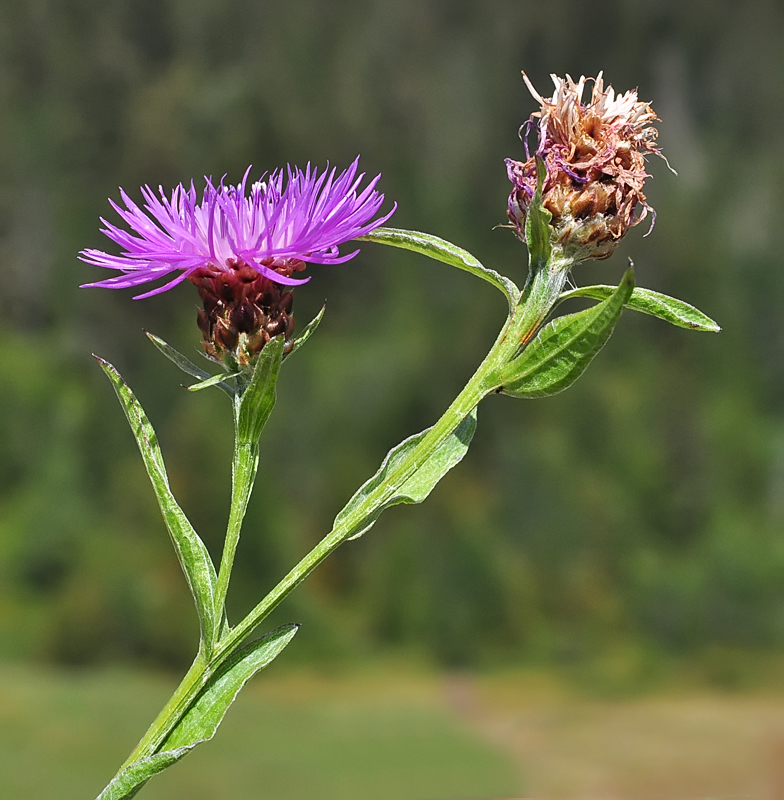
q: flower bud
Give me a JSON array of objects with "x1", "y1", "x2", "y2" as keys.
[{"x1": 506, "y1": 72, "x2": 666, "y2": 265}]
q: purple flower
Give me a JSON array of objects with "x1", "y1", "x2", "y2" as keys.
[{"x1": 80, "y1": 158, "x2": 394, "y2": 299}]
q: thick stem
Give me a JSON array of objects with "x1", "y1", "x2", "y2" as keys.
[{"x1": 118, "y1": 653, "x2": 210, "y2": 771}]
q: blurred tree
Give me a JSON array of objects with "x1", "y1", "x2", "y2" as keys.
[{"x1": 1, "y1": 0, "x2": 783, "y2": 677}]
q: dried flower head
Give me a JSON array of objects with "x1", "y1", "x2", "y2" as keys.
[
  {"x1": 506, "y1": 72, "x2": 665, "y2": 265},
  {"x1": 81, "y1": 159, "x2": 394, "y2": 364}
]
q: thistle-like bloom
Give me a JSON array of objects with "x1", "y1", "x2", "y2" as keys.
[
  {"x1": 81, "y1": 159, "x2": 394, "y2": 363},
  {"x1": 506, "y1": 72, "x2": 665, "y2": 264}
]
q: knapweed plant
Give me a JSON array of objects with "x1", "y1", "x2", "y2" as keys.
[{"x1": 82, "y1": 73, "x2": 718, "y2": 799}]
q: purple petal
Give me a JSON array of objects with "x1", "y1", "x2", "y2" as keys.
[{"x1": 82, "y1": 159, "x2": 394, "y2": 297}]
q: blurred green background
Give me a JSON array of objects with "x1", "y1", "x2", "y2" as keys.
[{"x1": 2, "y1": 0, "x2": 784, "y2": 797}]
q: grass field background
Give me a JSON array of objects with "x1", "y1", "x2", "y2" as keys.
[
  {"x1": 3, "y1": 660, "x2": 784, "y2": 799},
  {"x1": 0, "y1": 661, "x2": 518, "y2": 800}
]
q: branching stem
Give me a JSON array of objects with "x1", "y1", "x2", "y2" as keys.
[{"x1": 103, "y1": 260, "x2": 567, "y2": 791}]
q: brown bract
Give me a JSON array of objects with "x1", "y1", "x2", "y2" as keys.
[
  {"x1": 189, "y1": 258, "x2": 302, "y2": 366},
  {"x1": 507, "y1": 72, "x2": 664, "y2": 264}
]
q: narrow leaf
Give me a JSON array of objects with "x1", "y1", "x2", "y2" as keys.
[
  {"x1": 335, "y1": 408, "x2": 477, "y2": 541},
  {"x1": 359, "y1": 227, "x2": 520, "y2": 309},
  {"x1": 558, "y1": 284, "x2": 720, "y2": 332},
  {"x1": 95, "y1": 624, "x2": 298, "y2": 800},
  {"x1": 96, "y1": 357, "x2": 217, "y2": 648},
  {"x1": 498, "y1": 268, "x2": 635, "y2": 398},
  {"x1": 524, "y1": 156, "x2": 553, "y2": 274},
  {"x1": 96, "y1": 745, "x2": 198, "y2": 800},
  {"x1": 146, "y1": 331, "x2": 234, "y2": 396},
  {"x1": 236, "y1": 335, "x2": 285, "y2": 444},
  {"x1": 187, "y1": 371, "x2": 241, "y2": 392},
  {"x1": 286, "y1": 304, "x2": 326, "y2": 358},
  {"x1": 164, "y1": 623, "x2": 299, "y2": 749},
  {"x1": 145, "y1": 331, "x2": 210, "y2": 381}
]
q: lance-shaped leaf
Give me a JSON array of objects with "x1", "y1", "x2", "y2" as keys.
[
  {"x1": 96, "y1": 746, "x2": 198, "y2": 800},
  {"x1": 146, "y1": 331, "x2": 235, "y2": 396},
  {"x1": 235, "y1": 335, "x2": 285, "y2": 445},
  {"x1": 497, "y1": 268, "x2": 635, "y2": 398},
  {"x1": 285, "y1": 304, "x2": 326, "y2": 359},
  {"x1": 165, "y1": 623, "x2": 298, "y2": 748},
  {"x1": 359, "y1": 227, "x2": 520, "y2": 310},
  {"x1": 186, "y1": 371, "x2": 242, "y2": 392},
  {"x1": 96, "y1": 357, "x2": 217, "y2": 649},
  {"x1": 95, "y1": 624, "x2": 298, "y2": 800},
  {"x1": 558, "y1": 284, "x2": 720, "y2": 332},
  {"x1": 335, "y1": 409, "x2": 477, "y2": 541},
  {"x1": 524, "y1": 157, "x2": 553, "y2": 275}
]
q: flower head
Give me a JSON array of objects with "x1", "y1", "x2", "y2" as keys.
[
  {"x1": 81, "y1": 158, "x2": 394, "y2": 364},
  {"x1": 506, "y1": 72, "x2": 665, "y2": 264}
]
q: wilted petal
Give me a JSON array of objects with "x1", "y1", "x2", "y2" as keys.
[{"x1": 507, "y1": 72, "x2": 665, "y2": 265}]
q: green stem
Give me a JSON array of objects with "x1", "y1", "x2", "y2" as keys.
[
  {"x1": 213, "y1": 431, "x2": 260, "y2": 639},
  {"x1": 217, "y1": 262, "x2": 567, "y2": 659},
  {"x1": 104, "y1": 261, "x2": 567, "y2": 785},
  {"x1": 118, "y1": 653, "x2": 209, "y2": 771}
]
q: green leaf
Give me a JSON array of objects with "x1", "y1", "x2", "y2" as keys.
[
  {"x1": 95, "y1": 624, "x2": 298, "y2": 800},
  {"x1": 186, "y1": 371, "x2": 241, "y2": 392},
  {"x1": 165, "y1": 623, "x2": 299, "y2": 749},
  {"x1": 96, "y1": 357, "x2": 218, "y2": 650},
  {"x1": 235, "y1": 335, "x2": 284, "y2": 445},
  {"x1": 96, "y1": 746, "x2": 198, "y2": 800},
  {"x1": 335, "y1": 408, "x2": 477, "y2": 541},
  {"x1": 146, "y1": 331, "x2": 234, "y2": 396},
  {"x1": 359, "y1": 227, "x2": 520, "y2": 310},
  {"x1": 285, "y1": 304, "x2": 326, "y2": 358},
  {"x1": 497, "y1": 267, "x2": 635, "y2": 398},
  {"x1": 524, "y1": 156, "x2": 553, "y2": 274},
  {"x1": 558, "y1": 284, "x2": 720, "y2": 332}
]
